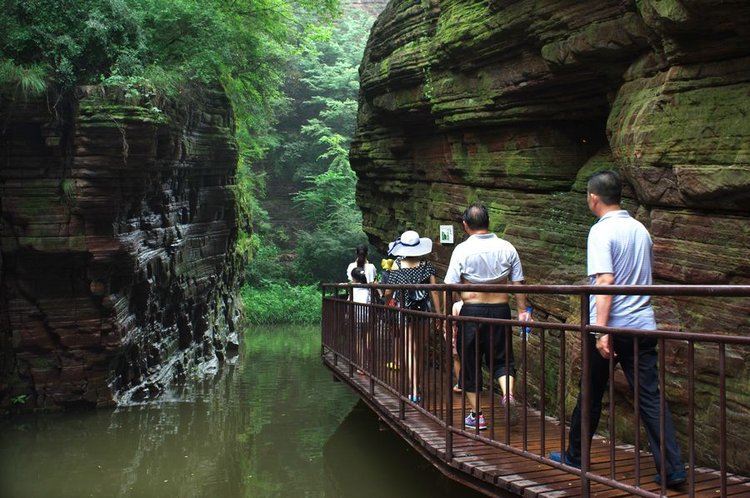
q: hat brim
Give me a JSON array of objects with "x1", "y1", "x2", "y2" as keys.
[{"x1": 389, "y1": 237, "x2": 433, "y2": 257}]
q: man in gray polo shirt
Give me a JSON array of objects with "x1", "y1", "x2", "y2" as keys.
[
  {"x1": 444, "y1": 203, "x2": 531, "y2": 431},
  {"x1": 550, "y1": 171, "x2": 685, "y2": 488}
]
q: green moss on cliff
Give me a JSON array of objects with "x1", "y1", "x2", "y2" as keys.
[
  {"x1": 434, "y1": 0, "x2": 491, "y2": 48},
  {"x1": 451, "y1": 141, "x2": 493, "y2": 183},
  {"x1": 78, "y1": 101, "x2": 169, "y2": 125}
]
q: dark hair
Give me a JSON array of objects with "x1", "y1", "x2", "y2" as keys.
[
  {"x1": 462, "y1": 202, "x2": 489, "y2": 230},
  {"x1": 587, "y1": 170, "x2": 622, "y2": 206},
  {"x1": 355, "y1": 244, "x2": 368, "y2": 268},
  {"x1": 350, "y1": 266, "x2": 367, "y2": 284}
]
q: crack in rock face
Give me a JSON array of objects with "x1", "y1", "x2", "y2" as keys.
[
  {"x1": 353, "y1": 0, "x2": 750, "y2": 474},
  {"x1": 0, "y1": 86, "x2": 242, "y2": 411}
]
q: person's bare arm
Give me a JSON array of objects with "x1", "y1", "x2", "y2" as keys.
[
  {"x1": 429, "y1": 275, "x2": 441, "y2": 313},
  {"x1": 510, "y1": 280, "x2": 531, "y2": 323},
  {"x1": 594, "y1": 272, "x2": 615, "y2": 358}
]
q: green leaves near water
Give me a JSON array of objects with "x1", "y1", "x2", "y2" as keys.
[{"x1": 241, "y1": 283, "x2": 321, "y2": 324}]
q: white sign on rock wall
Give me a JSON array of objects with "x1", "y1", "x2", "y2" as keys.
[{"x1": 439, "y1": 225, "x2": 454, "y2": 245}]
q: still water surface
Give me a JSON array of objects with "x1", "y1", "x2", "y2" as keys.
[{"x1": 0, "y1": 325, "x2": 480, "y2": 497}]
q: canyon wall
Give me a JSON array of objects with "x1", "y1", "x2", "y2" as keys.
[
  {"x1": 352, "y1": 0, "x2": 750, "y2": 471},
  {"x1": 0, "y1": 87, "x2": 242, "y2": 410}
]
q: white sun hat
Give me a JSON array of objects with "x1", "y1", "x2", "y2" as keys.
[{"x1": 387, "y1": 230, "x2": 433, "y2": 257}]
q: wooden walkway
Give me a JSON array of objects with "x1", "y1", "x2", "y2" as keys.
[{"x1": 322, "y1": 350, "x2": 750, "y2": 497}]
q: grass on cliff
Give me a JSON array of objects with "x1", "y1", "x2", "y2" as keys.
[{"x1": 241, "y1": 283, "x2": 321, "y2": 325}]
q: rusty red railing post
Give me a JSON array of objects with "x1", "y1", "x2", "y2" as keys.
[
  {"x1": 370, "y1": 287, "x2": 376, "y2": 396},
  {"x1": 719, "y1": 342, "x2": 727, "y2": 496},
  {"x1": 580, "y1": 292, "x2": 591, "y2": 497},
  {"x1": 333, "y1": 288, "x2": 339, "y2": 367},
  {"x1": 444, "y1": 288, "x2": 454, "y2": 461},
  {"x1": 349, "y1": 286, "x2": 355, "y2": 378},
  {"x1": 608, "y1": 338, "x2": 616, "y2": 480},
  {"x1": 558, "y1": 315, "x2": 566, "y2": 459},
  {"x1": 688, "y1": 340, "x2": 695, "y2": 497},
  {"x1": 320, "y1": 285, "x2": 325, "y2": 356},
  {"x1": 658, "y1": 337, "x2": 667, "y2": 494},
  {"x1": 477, "y1": 317, "x2": 482, "y2": 437},
  {"x1": 522, "y1": 311, "x2": 528, "y2": 451},
  {"x1": 633, "y1": 337, "x2": 640, "y2": 487},
  {"x1": 443, "y1": 290, "x2": 453, "y2": 462},
  {"x1": 504, "y1": 321, "x2": 510, "y2": 444},
  {"x1": 399, "y1": 287, "x2": 406, "y2": 420},
  {"x1": 489, "y1": 319, "x2": 495, "y2": 441},
  {"x1": 539, "y1": 326, "x2": 546, "y2": 457}
]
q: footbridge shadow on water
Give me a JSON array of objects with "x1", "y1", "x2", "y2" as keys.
[
  {"x1": 321, "y1": 283, "x2": 750, "y2": 498},
  {"x1": 323, "y1": 400, "x2": 482, "y2": 497}
]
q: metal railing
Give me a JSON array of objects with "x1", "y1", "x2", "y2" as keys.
[{"x1": 321, "y1": 283, "x2": 750, "y2": 497}]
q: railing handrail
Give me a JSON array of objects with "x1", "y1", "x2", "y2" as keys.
[
  {"x1": 321, "y1": 296, "x2": 750, "y2": 344},
  {"x1": 322, "y1": 282, "x2": 750, "y2": 297}
]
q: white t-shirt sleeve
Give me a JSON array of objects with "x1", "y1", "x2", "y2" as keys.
[
  {"x1": 444, "y1": 247, "x2": 462, "y2": 284},
  {"x1": 366, "y1": 264, "x2": 377, "y2": 283},
  {"x1": 587, "y1": 227, "x2": 613, "y2": 276},
  {"x1": 509, "y1": 246, "x2": 524, "y2": 282},
  {"x1": 452, "y1": 301, "x2": 463, "y2": 316},
  {"x1": 346, "y1": 262, "x2": 355, "y2": 282}
]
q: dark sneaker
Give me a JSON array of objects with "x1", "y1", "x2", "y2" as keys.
[
  {"x1": 654, "y1": 469, "x2": 687, "y2": 488},
  {"x1": 465, "y1": 413, "x2": 487, "y2": 430},
  {"x1": 549, "y1": 451, "x2": 581, "y2": 468}
]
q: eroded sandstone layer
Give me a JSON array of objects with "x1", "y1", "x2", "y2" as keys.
[
  {"x1": 0, "y1": 87, "x2": 241, "y2": 410},
  {"x1": 352, "y1": 0, "x2": 750, "y2": 471}
]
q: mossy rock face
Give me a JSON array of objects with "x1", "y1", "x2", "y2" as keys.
[
  {"x1": 353, "y1": 0, "x2": 750, "y2": 473},
  {"x1": 608, "y1": 58, "x2": 750, "y2": 211},
  {"x1": 0, "y1": 87, "x2": 242, "y2": 412}
]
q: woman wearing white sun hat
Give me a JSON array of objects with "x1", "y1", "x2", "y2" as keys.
[{"x1": 382, "y1": 230, "x2": 442, "y2": 403}]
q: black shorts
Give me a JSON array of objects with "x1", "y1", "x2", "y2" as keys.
[{"x1": 457, "y1": 303, "x2": 514, "y2": 393}]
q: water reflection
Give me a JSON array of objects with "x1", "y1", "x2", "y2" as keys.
[
  {"x1": 324, "y1": 403, "x2": 480, "y2": 497},
  {"x1": 0, "y1": 325, "x2": 480, "y2": 497}
]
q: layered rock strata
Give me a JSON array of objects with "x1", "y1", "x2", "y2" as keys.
[
  {"x1": 0, "y1": 87, "x2": 241, "y2": 410},
  {"x1": 352, "y1": 0, "x2": 750, "y2": 472}
]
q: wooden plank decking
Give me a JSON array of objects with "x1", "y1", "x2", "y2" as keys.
[{"x1": 322, "y1": 350, "x2": 750, "y2": 498}]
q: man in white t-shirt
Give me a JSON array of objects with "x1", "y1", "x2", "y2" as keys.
[
  {"x1": 444, "y1": 203, "x2": 531, "y2": 431},
  {"x1": 550, "y1": 171, "x2": 685, "y2": 489}
]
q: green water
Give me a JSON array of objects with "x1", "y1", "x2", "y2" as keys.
[{"x1": 0, "y1": 325, "x2": 480, "y2": 497}]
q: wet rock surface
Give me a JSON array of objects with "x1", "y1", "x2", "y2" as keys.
[
  {"x1": 0, "y1": 87, "x2": 241, "y2": 411},
  {"x1": 353, "y1": 0, "x2": 750, "y2": 472}
]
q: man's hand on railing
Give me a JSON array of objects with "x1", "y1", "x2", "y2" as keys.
[{"x1": 596, "y1": 334, "x2": 616, "y2": 359}]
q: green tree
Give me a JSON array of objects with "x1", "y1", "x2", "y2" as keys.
[{"x1": 250, "y1": 7, "x2": 376, "y2": 285}]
